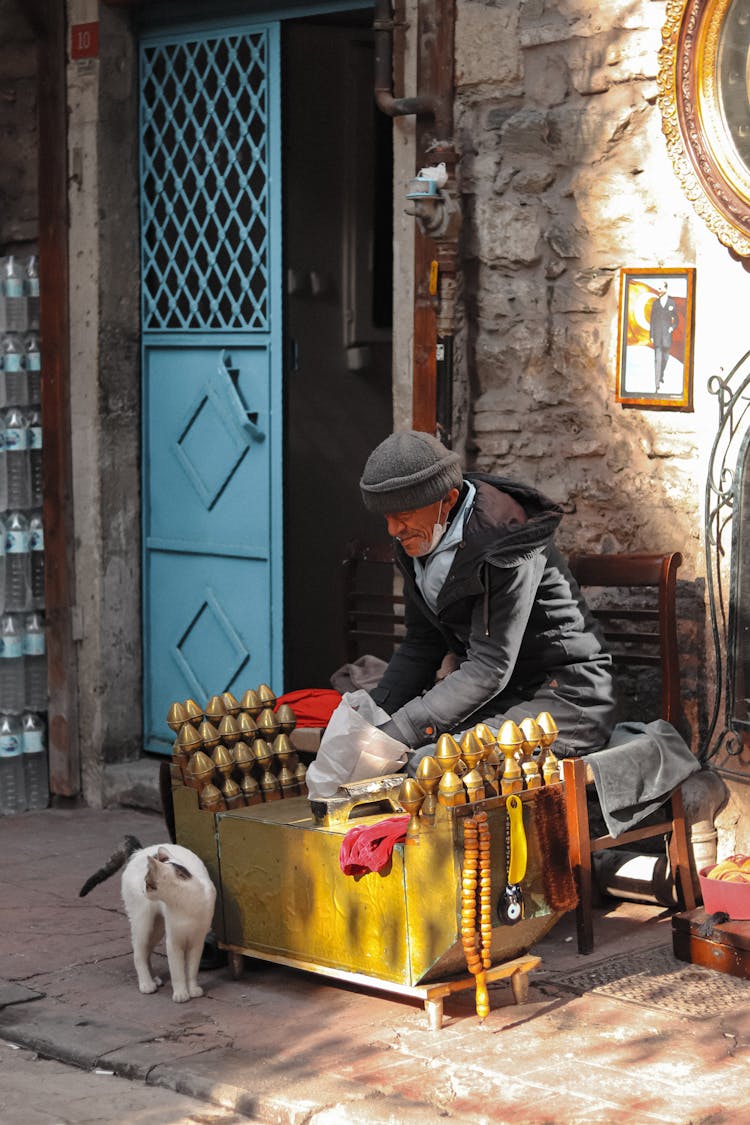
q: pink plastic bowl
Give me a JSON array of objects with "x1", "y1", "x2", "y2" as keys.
[{"x1": 699, "y1": 864, "x2": 750, "y2": 919}]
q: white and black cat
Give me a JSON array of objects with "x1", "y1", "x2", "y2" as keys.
[{"x1": 79, "y1": 835, "x2": 217, "y2": 1003}]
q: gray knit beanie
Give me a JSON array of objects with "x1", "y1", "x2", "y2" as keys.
[{"x1": 360, "y1": 430, "x2": 463, "y2": 515}]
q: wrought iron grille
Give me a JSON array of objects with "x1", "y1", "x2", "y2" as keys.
[
  {"x1": 140, "y1": 31, "x2": 270, "y2": 331},
  {"x1": 704, "y1": 349, "x2": 750, "y2": 769}
]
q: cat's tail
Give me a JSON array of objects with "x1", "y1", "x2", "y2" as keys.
[{"x1": 78, "y1": 835, "x2": 143, "y2": 897}]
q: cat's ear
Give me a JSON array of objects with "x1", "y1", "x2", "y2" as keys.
[
  {"x1": 145, "y1": 855, "x2": 159, "y2": 891},
  {"x1": 171, "y1": 863, "x2": 193, "y2": 881},
  {"x1": 156, "y1": 847, "x2": 171, "y2": 863}
]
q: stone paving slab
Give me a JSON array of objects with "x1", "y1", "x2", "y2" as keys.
[{"x1": 1, "y1": 806, "x2": 748, "y2": 1124}]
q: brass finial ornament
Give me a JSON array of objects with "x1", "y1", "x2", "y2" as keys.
[
  {"x1": 399, "y1": 776, "x2": 426, "y2": 838},
  {"x1": 221, "y1": 775, "x2": 245, "y2": 809},
  {"x1": 166, "y1": 701, "x2": 187, "y2": 733},
  {"x1": 496, "y1": 719, "x2": 524, "y2": 757},
  {"x1": 435, "y1": 733, "x2": 461, "y2": 774},
  {"x1": 461, "y1": 730, "x2": 485, "y2": 772},
  {"x1": 542, "y1": 747, "x2": 560, "y2": 785},
  {"x1": 273, "y1": 733, "x2": 297, "y2": 796},
  {"x1": 473, "y1": 722, "x2": 496, "y2": 753},
  {"x1": 171, "y1": 740, "x2": 189, "y2": 779},
  {"x1": 294, "y1": 758, "x2": 308, "y2": 796},
  {"x1": 175, "y1": 722, "x2": 202, "y2": 756},
  {"x1": 273, "y1": 733, "x2": 294, "y2": 765},
  {"x1": 256, "y1": 707, "x2": 280, "y2": 740},
  {"x1": 198, "y1": 719, "x2": 221, "y2": 752},
  {"x1": 260, "y1": 763, "x2": 281, "y2": 801},
  {"x1": 218, "y1": 713, "x2": 240, "y2": 747},
  {"x1": 240, "y1": 688, "x2": 262, "y2": 716},
  {"x1": 276, "y1": 703, "x2": 297, "y2": 734},
  {"x1": 521, "y1": 758, "x2": 542, "y2": 790},
  {"x1": 211, "y1": 743, "x2": 234, "y2": 781},
  {"x1": 438, "y1": 766, "x2": 467, "y2": 807},
  {"x1": 519, "y1": 717, "x2": 543, "y2": 758},
  {"x1": 233, "y1": 742, "x2": 261, "y2": 804},
  {"x1": 233, "y1": 740, "x2": 254, "y2": 776},
  {"x1": 535, "y1": 711, "x2": 559, "y2": 748},
  {"x1": 221, "y1": 691, "x2": 241, "y2": 717},
  {"x1": 463, "y1": 768, "x2": 485, "y2": 803},
  {"x1": 500, "y1": 752, "x2": 523, "y2": 796},
  {"x1": 257, "y1": 683, "x2": 277, "y2": 709},
  {"x1": 238, "y1": 711, "x2": 258, "y2": 740},
  {"x1": 252, "y1": 736, "x2": 273, "y2": 771},
  {"x1": 186, "y1": 749, "x2": 215, "y2": 791},
  {"x1": 205, "y1": 694, "x2": 227, "y2": 723},
  {"x1": 416, "y1": 755, "x2": 442, "y2": 818},
  {"x1": 199, "y1": 782, "x2": 226, "y2": 811},
  {"x1": 183, "y1": 698, "x2": 203, "y2": 727}
]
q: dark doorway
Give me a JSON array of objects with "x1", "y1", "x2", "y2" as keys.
[{"x1": 282, "y1": 15, "x2": 394, "y2": 690}]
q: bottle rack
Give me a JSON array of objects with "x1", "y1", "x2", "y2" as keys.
[{"x1": 0, "y1": 252, "x2": 48, "y2": 815}]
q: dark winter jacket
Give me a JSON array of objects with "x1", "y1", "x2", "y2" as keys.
[{"x1": 371, "y1": 474, "x2": 615, "y2": 750}]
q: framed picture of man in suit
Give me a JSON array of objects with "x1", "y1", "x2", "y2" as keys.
[{"x1": 615, "y1": 267, "x2": 696, "y2": 410}]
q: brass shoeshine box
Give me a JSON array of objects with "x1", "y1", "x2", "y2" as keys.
[{"x1": 173, "y1": 782, "x2": 562, "y2": 988}]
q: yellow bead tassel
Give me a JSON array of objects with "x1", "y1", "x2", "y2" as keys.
[{"x1": 461, "y1": 812, "x2": 491, "y2": 1020}]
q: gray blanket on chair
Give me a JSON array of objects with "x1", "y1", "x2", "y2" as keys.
[{"x1": 583, "y1": 720, "x2": 700, "y2": 839}]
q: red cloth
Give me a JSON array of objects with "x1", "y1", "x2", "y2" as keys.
[
  {"x1": 275, "y1": 688, "x2": 342, "y2": 728},
  {"x1": 339, "y1": 816, "x2": 410, "y2": 876}
]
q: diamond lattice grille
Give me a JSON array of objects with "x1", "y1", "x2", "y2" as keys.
[{"x1": 140, "y1": 32, "x2": 269, "y2": 330}]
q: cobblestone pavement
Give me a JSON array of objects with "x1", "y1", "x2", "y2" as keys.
[{"x1": 1, "y1": 806, "x2": 747, "y2": 1124}]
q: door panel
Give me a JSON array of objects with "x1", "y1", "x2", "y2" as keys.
[{"x1": 140, "y1": 21, "x2": 281, "y2": 752}]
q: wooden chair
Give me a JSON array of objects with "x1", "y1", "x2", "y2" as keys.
[
  {"x1": 342, "y1": 539, "x2": 405, "y2": 664},
  {"x1": 563, "y1": 552, "x2": 697, "y2": 954}
]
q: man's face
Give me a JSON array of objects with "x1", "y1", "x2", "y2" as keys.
[{"x1": 385, "y1": 497, "x2": 445, "y2": 557}]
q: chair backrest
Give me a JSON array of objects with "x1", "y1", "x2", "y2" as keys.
[
  {"x1": 342, "y1": 539, "x2": 405, "y2": 664},
  {"x1": 567, "y1": 552, "x2": 683, "y2": 726}
]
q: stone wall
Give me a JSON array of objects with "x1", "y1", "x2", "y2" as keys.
[{"x1": 452, "y1": 0, "x2": 750, "y2": 754}]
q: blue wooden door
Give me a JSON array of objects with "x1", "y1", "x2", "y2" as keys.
[{"x1": 139, "y1": 22, "x2": 282, "y2": 752}]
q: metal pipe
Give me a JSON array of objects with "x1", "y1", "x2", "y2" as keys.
[{"x1": 374, "y1": 0, "x2": 437, "y2": 119}]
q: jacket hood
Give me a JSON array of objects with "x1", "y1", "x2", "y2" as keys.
[{"x1": 461, "y1": 474, "x2": 563, "y2": 567}]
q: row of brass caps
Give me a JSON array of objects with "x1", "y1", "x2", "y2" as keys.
[
  {"x1": 167, "y1": 684, "x2": 287, "y2": 732},
  {"x1": 182, "y1": 734, "x2": 306, "y2": 790},
  {"x1": 171, "y1": 705, "x2": 297, "y2": 757},
  {"x1": 398, "y1": 712, "x2": 561, "y2": 817},
  {"x1": 198, "y1": 753, "x2": 308, "y2": 812},
  {"x1": 178, "y1": 732, "x2": 298, "y2": 778}
]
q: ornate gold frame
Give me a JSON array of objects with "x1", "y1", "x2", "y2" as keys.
[{"x1": 658, "y1": 0, "x2": 750, "y2": 258}]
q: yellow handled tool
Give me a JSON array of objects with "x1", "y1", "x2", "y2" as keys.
[
  {"x1": 506, "y1": 794, "x2": 527, "y2": 884},
  {"x1": 498, "y1": 794, "x2": 527, "y2": 924}
]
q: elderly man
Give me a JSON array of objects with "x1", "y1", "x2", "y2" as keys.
[{"x1": 359, "y1": 430, "x2": 617, "y2": 770}]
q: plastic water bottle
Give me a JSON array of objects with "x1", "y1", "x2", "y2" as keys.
[
  {"x1": 4, "y1": 514, "x2": 30, "y2": 613},
  {"x1": 25, "y1": 334, "x2": 41, "y2": 405},
  {"x1": 5, "y1": 411, "x2": 30, "y2": 510},
  {"x1": 25, "y1": 256, "x2": 40, "y2": 332},
  {"x1": 0, "y1": 713, "x2": 25, "y2": 814},
  {"x1": 0, "y1": 410, "x2": 7, "y2": 512},
  {"x1": 28, "y1": 408, "x2": 42, "y2": 508},
  {"x1": 22, "y1": 711, "x2": 47, "y2": 811},
  {"x1": 23, "y1": 613, "x2": 46, "y2": 712},
  {"x1": 2, "y1": 335, "x2": 28, "y2": 407},
  {"x1": 29, "y1": 513, "x2": 44, "y2": 610},
  {"x1": 0, "y1": 517, "x2": 6, "y2": 615},
  {"x1": 1, "y1": 257, "x2": 27, "y2": 333},
  {"x1": 0, "y1": 613, "x2": 25, "y2": 713}
]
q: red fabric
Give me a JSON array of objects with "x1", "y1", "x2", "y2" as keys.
[
  {"x1": 339, "y1": 815, "x2": 410, "y2": 876},
  {"x1": 275, "y1": 688, "x2": 342, "y2": 728}
]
